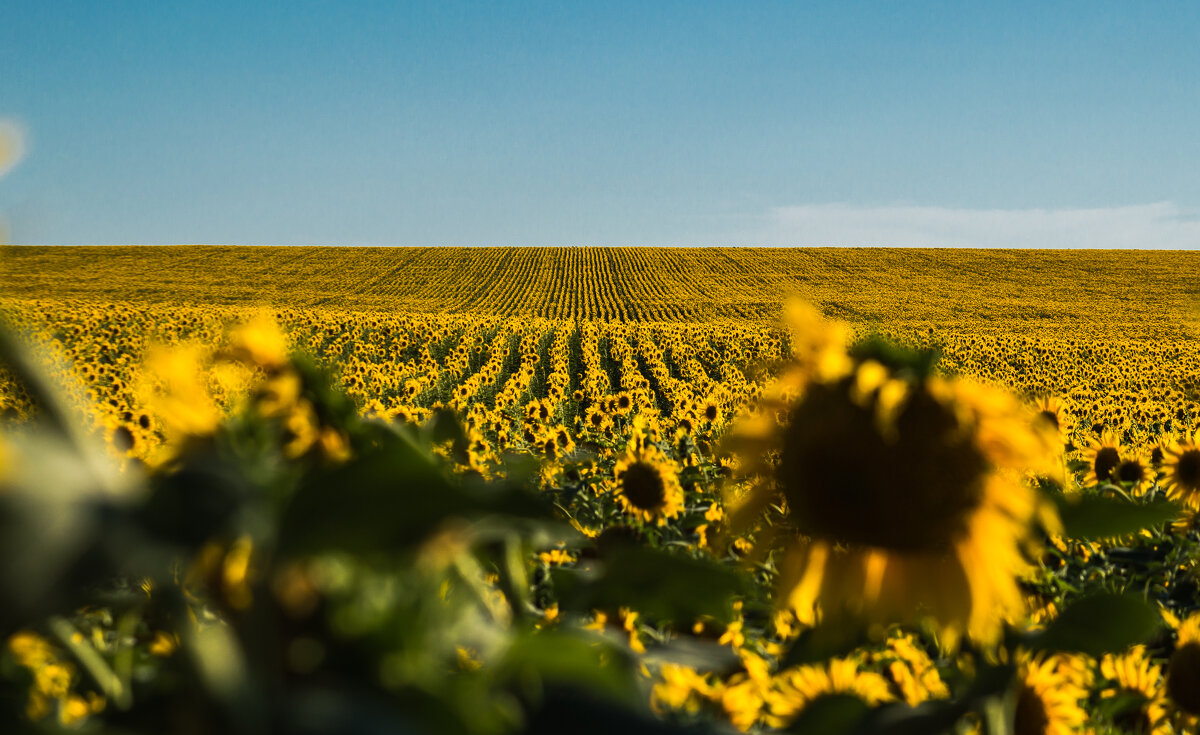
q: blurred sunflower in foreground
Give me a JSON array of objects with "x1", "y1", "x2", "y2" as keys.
[{"x1": 726, "y1": 302, "x2": 1060, "y2": 647}]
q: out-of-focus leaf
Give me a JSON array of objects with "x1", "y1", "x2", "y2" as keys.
[
  {"x1": 785, "y1": 693, "x2": 870, "y2": 734},
  {"x1": 1030, "y1": 593, "x2": 1160, "y2": 657},
  {"x1": 286, "y1": 685, "x2": 472, "y2": 735},
  {"x1": 185, "y1": 619, "x2": 267, "y2": 735},
  {"x1": 0, "y1": 431, "x2": 134, "y2": 634},
  {"x1": 138, "y1": 452, "x2": 249, "y2": 548},
  {"x1": 522, "y1": 685, "x2": 702, "y2": 735},
  {"x1": 1093, "y1": 691, "x2": 1150, "y2": 722},
  {"x1": 640, "y1": 638, "x2": 741, "y2": 672},
  {"x1": 497, "y1": 631, "x2": 639, "y2": 708},
  {"x1": 780, "y1": 619, "x2": 870, "y2": 668},
  {"x1": 860, "y1": 700, "x2": 969, "y2": 735},
  {"x1": 424, "y1": 407, "x2": 470, "y2": 464},
  {"x1": 1054, "y1": 494, "x2": 1181, "y2": 539},
  {"x1": 857, "y1": 662, "x2": 1014, "y2": 735},
  {"x1": 278, "y1": 430, "x2": 551, "y2": 556},
  {"x1": 551, "y1": 547, "x2": 745, "y2": 624}
]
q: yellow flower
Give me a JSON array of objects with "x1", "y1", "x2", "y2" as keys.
[
  {"x1": 583, "y1": 610, "x2": 608, "y2": 633},
  {"x1": 766, "y1": 657, "x2": 893, "y2": 728},
  {"x1": 621, "y1": 607, "x2": 646, "y2": 653},
  {"x1": 537, "y1": 548, "x2": 576, "y2": 565},
  {"x1": 7, "y1": 631, "x2": 77, "y2": 722},
  {"x1": 226, "y1": 313, "x2": 290, "y2": 372},
  {"x1": 141, "y1": 345, "x2": 221, "y2": 440},
  {"x1": 612, "y1": 446, "x2": 684, "y2": 526},
  {"x1": 1099, "y1": 646, "x2": 1173, "y2": 735},
  {"x1": 731, "y1": 309, "x2": 1058, "y2": 647},
  {"x1": 719, "y1": 650, "x2": 774, "y2": 731},
  {"x1": 871, "y1": 633, "x2": 949, "y2": 706},
  {"x1": 1012, "y1": 651, "x2": 1090, "y2": 735},
  {"x1": 456, "y1": 646, "x2": 482, "y2": 672},
  {"x1": 1163, "y1": 434, "x2": 1200, "y2": 509},
  {"x1": 651, "y1": 664, "x2": 719, "y2": 714},
  {"x1": 282, "y1": 402, "x2": 320, "y2": 458},
  {"x1": 148, "y1": 631, "x2": 179, "y2": 657},
  {"x1": 1032, "y1": 395, "x2": 1074, "y2": 448},
  {"x1": 1168, "y1": 613, "x2": 1200, "y2": 716},
  {"x1": 1082, "y1": 429, "x2": 1123, "y2": 487}
]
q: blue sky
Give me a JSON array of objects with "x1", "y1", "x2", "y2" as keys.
[{"x1": 2, "y1": 2, "x2": 1199, "y2": 247}]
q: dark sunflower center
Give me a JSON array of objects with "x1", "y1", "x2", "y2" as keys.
[
  {"x1": 1117, "y1": 460, "x2": 1146, "y2": 485},
  {"x1": 778, "y1": 381, "x2": 989, "y2": 552},
  {"x1": 621, "y1": 462, "x2": 667, "y2": 512},
  {"x1": 1093, "y1": 447, "x2": 1121, "y2": 483},
  {"x1": 1038, "y1": 410, "x2": 1060, "y2": 431},
  {"x1": 1013, "y1": 684, "x2": 1050, "y2": 735},
  {"x1": 1168, "y1": 642, "x2": 1200, "y2": 715},
  {"x1": 112, "y1": 425, "x2": 135, "y2": 452},
  {"x1": 705, "y1": 404, "x2": 719, "y2": 422},
  {"x1": 1113, "y1": 703, "x2": 1152, "y2": 735},
  {"x1": 1175, "y1": 450, "x2": 1200, "y2": 491}
]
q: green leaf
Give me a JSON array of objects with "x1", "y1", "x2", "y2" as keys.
[
  {"x1": 278, "y1": 428, "x2": 551, "y2": 556},
  {"x1": 781, "y1": 619, "x2": 870, "y2": 668},
  {"x1": 550, "y1": 547, "x2": 746, "y2": 624},
  {"x1": 423, "y1": 407, "x2": 470, "y2": 464},
  {"x1": 496, "y1": 631, "x2": 639, "y2": 708},
  {"x1": 1054, "y1": 494, "x2": 1181, "y2": 539},
  {"x1": 1030, "y1": 593, "x2": 1160, "y2": 657},
  {"x1": 785, "y1": 693, "x2": 870, "y2": 734}
]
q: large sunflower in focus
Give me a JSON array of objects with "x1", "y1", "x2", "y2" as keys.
[
  {"x1": 613, "y1": 446, "x2": 684, "y2": 525},
  {"x1": 725, "y1": 303, "x2": 1058, "y2": 647}
]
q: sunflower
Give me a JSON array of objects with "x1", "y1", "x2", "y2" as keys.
[
  {"x1": 651, "y1": 664, "x2": 720, "y2": 715},
  {"x1": 1099, "y1": 646, "x2": 1174, "y2": 735},
  {"x1": 1082, "y1": 430, "x2": 1124, "y2": 487},
  {"x1": 612, "y1": 447, "x2": 684, "y2": 525},
  {"x1": 1012, "y1": 652, "x2": 1089, "y2": 735},
  {"x1": 1113, "y1": 453, "x2": 1153, "y2": 496},
  {"x1": 1168, "y1": 613, "x2": 1200, "y2": 717},
  {"x1": 765, "y1": 657, "x2": 893, "y2": 727},
  {"x1": 726, "y1": 304, "x2": 1058, "y2": 647},
  {"x1": 1163, "y1": 434, "x2": 1200, "y2": 509},
  {"x1": 869, "y1": 632, "x2": 949, "y2": 706},
  {"x1": 1033, "y1": 395, "x2": 1074, "y2": 448},
  {"x1": 582, "y1": 405, "x2": 612, "y2": 433}
]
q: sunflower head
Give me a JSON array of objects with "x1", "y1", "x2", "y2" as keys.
[
  {"x1": 1113, "y1": 453, "x2": 1152, "y2": 496},
  {"x1": 777, "y1": 369, "x2": 991, "y2": 552},
  {"x1": 1168, "y1": 613, "x2": 1200, "y2": 716},
  {"x1": 1032, "y1": 395, "x2": 1074, "y2": 448},
  {"x1": 1012, "y1": 652, "x2": 1089, "y2": 735},
  {"x1": 1083, "y1": 430, "x2": 1124, "y2": 487},
  {"x1": 613, "y1": 448, "x2": 684, "y2": 525},
  {"x1": 727, "y1": 307, "x2": 1057, "y2": 646},
  {"x1": 1099, "y1": 646, "x2": 1172, "y2": 735},
  {"x1": 1164, "y1": 435, "x2": 1200, "y2": 509}
]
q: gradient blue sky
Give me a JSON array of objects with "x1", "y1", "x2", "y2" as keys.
[{"x1": 2, "y1": 2, "x2": 1199, "y2": 247}]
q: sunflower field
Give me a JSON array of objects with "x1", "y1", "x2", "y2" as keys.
[{"x1": 2, "y1": 245, "x2": 1200, "y2": 735}]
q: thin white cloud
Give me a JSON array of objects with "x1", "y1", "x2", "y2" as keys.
[{"x1": 754, "y1": 202, "x2": 1200, "y2": 249}]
